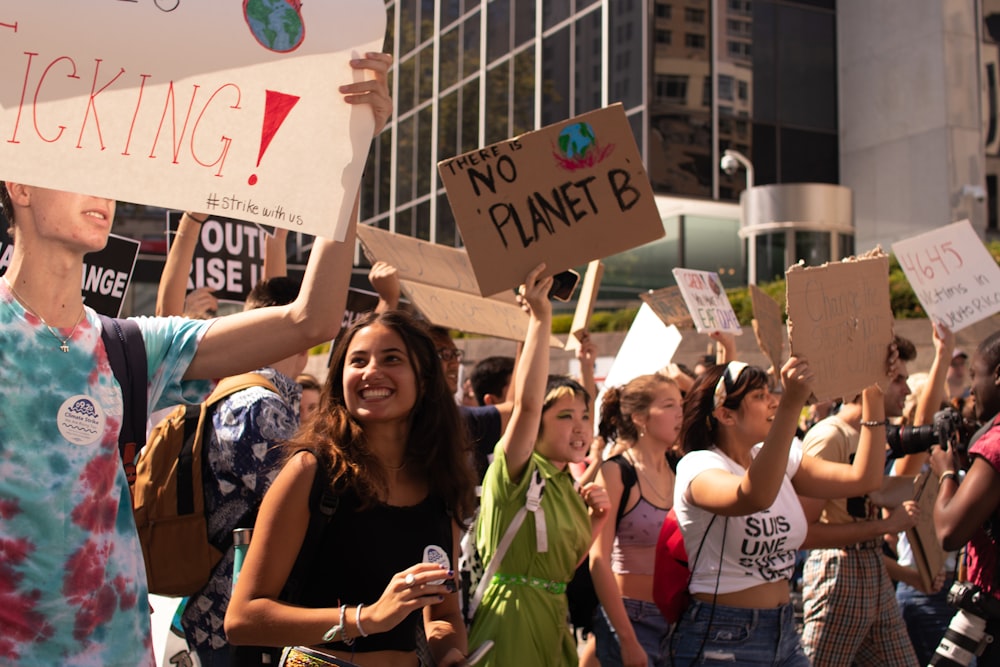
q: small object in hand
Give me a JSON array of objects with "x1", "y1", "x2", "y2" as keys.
[{"x1": 404, "y1": 573, "x2": 416, "y2": 587}]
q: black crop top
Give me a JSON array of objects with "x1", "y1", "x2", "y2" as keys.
[{"x1": 298, "y1": 490, "x2": 454, "y2": 653}]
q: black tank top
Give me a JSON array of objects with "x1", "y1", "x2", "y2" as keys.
[{"x1": 300, "y1": 490, "x2": 453, "y2": 653}]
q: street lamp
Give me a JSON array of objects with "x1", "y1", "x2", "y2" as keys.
[{"x1": 720, "y1": 149, "x2": 754, "y2": 190}]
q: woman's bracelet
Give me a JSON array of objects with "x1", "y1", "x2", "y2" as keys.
[
  {"x1": 860, "y1": 419, "x2": 888, "y2": 428},
  {"x1": 939, "y1": 470, "x2": 958, "y2": 486},
  {"x1": 355, "y1": 602, "x2": 369, "y2": 638},
  {"x1": 184, "y1": 212, "x2": 209, "y2": 224},
  {"x1": 322, "y1": 604, "x2": 353, "y2": 644}
]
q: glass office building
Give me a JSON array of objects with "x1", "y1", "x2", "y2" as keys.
[{"x1": 358, "y1": 0, "x2": 839, "y2": 302}]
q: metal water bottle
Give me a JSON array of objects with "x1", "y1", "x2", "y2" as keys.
[{"x1": 232, "y1": 528, "x2": 253, "y2": 594}]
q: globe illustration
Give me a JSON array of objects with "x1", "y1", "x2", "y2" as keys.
[{"x1": 245, "y1": 0, "x2": 305, "y2": 53}]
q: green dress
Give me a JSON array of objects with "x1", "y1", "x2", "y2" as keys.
[{"x1": 468, "y1": 444, "x2": 591, "y2": 666}]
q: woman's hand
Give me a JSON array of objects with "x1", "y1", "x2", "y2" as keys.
[
  {"x1": 580, "y1": 482, "x2": 610, "y2": 517},
  {"x1": 516, "y1": 263, "x2": 554, "y2": 320},
  {"x1": 779, "y1": 356, "x2": 815, "y2": 405},
  {"x1": 182, "y1": 287, "x2": 218, "y2": 319},
  {"x1": 365, "y1": 563, "x2": 455, "y2": 635},
  {"x1": 343, "y1": 52, "x2": 394, "y2": 135}
]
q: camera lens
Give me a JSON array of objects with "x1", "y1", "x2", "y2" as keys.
[
  {"x1": 929, "y1": 610, "x2": 988, "y2": 666},
  {"x1": 886, "y1": 424, "x2": 939, "y2": 458}
]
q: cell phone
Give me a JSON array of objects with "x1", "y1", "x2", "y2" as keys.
[
  {"x1": 466, "y1": 640, "x2": 495, "y2": 666},
  {"x1": 548, "y1": 269, "x2": 580, "y2": 302}
]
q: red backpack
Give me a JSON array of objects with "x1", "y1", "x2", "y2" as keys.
[{"x1": 652, "y1": 509, "x2": 717, "y2": 623}]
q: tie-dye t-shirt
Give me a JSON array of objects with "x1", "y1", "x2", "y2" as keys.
[{"x1": 0, "y1": 282, "x2": 213, "y2": 667}]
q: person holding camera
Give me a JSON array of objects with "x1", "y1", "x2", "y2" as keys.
[
  {"x1": 797, "y1": 335, "x2": 920, "y2": 667},
  {"x1": 929, "y1": 329, "x2": 1000, "y2": 665}
]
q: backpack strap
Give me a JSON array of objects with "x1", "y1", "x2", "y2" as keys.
[
  {"x1": 469, "y1": 467, "x2": 547, "y2": 618},
  {"x1": 99, "y1": 314, "x2": 148, "y2": 486},
  {"x1": 606, "y1": 455, "x2": 638, "y2": 530}
]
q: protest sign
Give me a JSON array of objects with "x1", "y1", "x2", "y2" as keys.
[
  {"x1": 639, "y1": 286, "x2": 694, "y2": 330},
  {"x1": 356, "y1": 225, "x2": 561, "y2": 344},
  {"x1": 749, "y1": 284, "x2": 785, "y2": 372},
  {"x1": 2, "y1": 226, "x2": 139, "y2": 317},
  {"x1": 671, "y1": 268, "x2": 742, "y2": 335},
  {"x1": 906, "y1": 471, "x2": 947, "y2": 593},
  {"x1": 0, "y1": 1, "x2": 385, "y2": 240},
  {"x1": 565, "y1": 260, "x2": 604, "y2": 351},
  {"x1": 337, "y1": 286, "x2": 380, "y2": 340},
  {"x1": 166, "y1": 212, "x2": 269, "y2": 303},
  {"x1": 438, "y1": 103, "x2": 664, "y2": 296},
  {"x1": 603, "y1": 304, "x2": 682, "y2": 390},
  {"x1": 891, "y1": 219, "x2": 1000, "y2": 332},
  {"x1": 786, "y1": 251, "x2": 894, "y2": 402},
  {"x1": 356, "y1": 224, "x2": 483, "y2": 295}
]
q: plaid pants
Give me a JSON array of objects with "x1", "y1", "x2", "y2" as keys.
[{"x1": 801, "y1": 546, "x2": 918, "y2": 667}]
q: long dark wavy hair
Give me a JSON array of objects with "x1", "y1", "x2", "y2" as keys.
[
  {"x1": 680, "y1": 363, "x2": 770, "y2": 454},
  {"x1": 284, "y1": 310, "x2": 476, "y2": 521}
]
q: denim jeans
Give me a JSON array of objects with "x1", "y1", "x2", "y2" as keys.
[
  {"x1": 896, "y1": 576, "x2": 957, "y2": 665},
  {"x1": 593, "y1": 599, "x2": 671, "y2": 667},
  {"x1": 670, "y1": 599, "x2": 808, "y2": 666}
]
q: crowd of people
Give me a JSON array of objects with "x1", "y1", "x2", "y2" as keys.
[{"x1": 2, "y1": 49, "x2": 1000, "y2": 667}]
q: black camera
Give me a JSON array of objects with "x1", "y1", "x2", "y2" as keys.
[
  {"x1": 885, "y1": 407, "x2": 962, "y2": 458},
  {"x1": 929, "y1": 582, "x2": 1000, "y2": 666}
]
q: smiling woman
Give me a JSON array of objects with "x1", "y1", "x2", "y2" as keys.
[{"x1": 225, "y1": 310, "x2": 477, "y2": 667}]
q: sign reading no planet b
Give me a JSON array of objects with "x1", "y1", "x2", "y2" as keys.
[
  {"x1": 0, "y1": 0, "x2": 386, "y2": 240},
  {"x1": 891, "y1": 219, "x2": 1000, "y2": 332},
  {"x1": 438, "y1": 104, "x2": 664, "y2": 296}
]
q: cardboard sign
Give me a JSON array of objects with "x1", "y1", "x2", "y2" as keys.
[
  {"x1": 749, "y1": 284, "x2": 785, "y2": 372},
  {"x1": 891, "y1": 220, "x2": 1000, "y2": 332},
  {"x1": 2, "y1": 227, "x2": 139, "y2": 317},
  {"x1": 356, "y1": 224, "x2": 483, "y2": 295},
  {"x1": 906, "y1": 471, "x2": 948, "y2": 592},
  {"x1": 166, "y1": 212, "x2": 269, "y2": 303},
  {"x1": 603, "y1": 304, "x2": 683, "y2": 389},
  {"x1": 439, "y1": 104, "x2": 664, "y2": 296},
  {"x1": 786, "y1": 251, "x2": 894, "y2": 402},
  {"x1": 0, "y1": 1, "x2": 386, "y2": 240},
  {"x1": 639, "y1": 286, "x2": 694, "y2": 329},
  {"x1": 337, "y1": 286, "x2": 380, "y2": 341},
  {"x1": 400, "y1": 279, "x2": 557, "y2": 344},
  {"x1": 671, "y1": 268, "x2": 742, "y2": 335},
  {"x1": 565, "y1": 260, "x2": 604, "y2": 351}
]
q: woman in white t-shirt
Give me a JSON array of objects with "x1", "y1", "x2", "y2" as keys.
[{"x1": 671, "y1": 356, "x2": 892, "y2": 666}]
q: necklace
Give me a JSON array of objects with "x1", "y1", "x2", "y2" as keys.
[
  {"x1": 625, "y1": 449, "x2": 673, "y2": 507},
  {"x1": 2, "y1": 276, "x2": 86, "y2": 352}
]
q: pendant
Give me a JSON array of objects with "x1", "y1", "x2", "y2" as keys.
[{"x1": 60, "y1": 343, "x2": 69, "y2": 352}]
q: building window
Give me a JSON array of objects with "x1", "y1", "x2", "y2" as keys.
[
  {"x1": 737, "y1": 80, "x2": 749, "y2": 101},
  {"x1": 719, "y1": 75, "x2": 734, "y2": 101},
  {"x1": 655, "y1": 74, "x2": 689, "y2": 103},
  {"x1": 684, "y1": 8, "x2": 706, "y2": 23},
  {"x1": 655, "y1": 29, "x2": 672, "y2": 45},
  {"x1": 685, "y1": 33, "x2": 706, "y2": 49},
  {"x1": 655, "y1": 3, "x2": 672, "y2": 19},
  {"x1": 726, "y1": 40, "x2": 751, "y2": 59}
]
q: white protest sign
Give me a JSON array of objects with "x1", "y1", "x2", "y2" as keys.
[
  {"x1": 0, "y1": 1, "x2": 385, "y2": 240},
  {"x1": 891, "y1": 220, "x2": 1000, "y2": 332},
  {"x1": 671, "y1": 268, "x2": 742, "y2": 334},
  {"x1": 602, "y1": 304, "x2": 683, "y2": 390}
]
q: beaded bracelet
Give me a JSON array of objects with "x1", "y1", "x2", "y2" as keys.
[
  {"x1": 322, "y1": 604, "x2": 348, "y2": 642},
  {"x1": 860, "y1": 419, "x2": 888, "y2": 428}
]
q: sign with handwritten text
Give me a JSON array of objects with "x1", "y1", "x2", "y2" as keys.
[
  {"x1": 639, "y1": 285, "x2": 694, "y2": 329},
  {"x1": 438, "y1": 104, "x2": 664, "y2": 296},
  {"x1": 891, "y1": 220, "x2": 1000, "y2": 332},
  {"x1": 671, "y1": 268, "x2": 742, "y2": 334},
  {"x1": 0, "y1": 1, "x2": 385, "y2": 240},
  {"x1": 786, "y1": 252, "x2": 893, "y2": 402}
]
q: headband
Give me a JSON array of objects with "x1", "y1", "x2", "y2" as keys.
[{"x1": 713, "y1": 361, "x2": 749, "y2": 409}]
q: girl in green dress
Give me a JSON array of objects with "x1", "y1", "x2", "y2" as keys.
[{"x1": 468, "y1": 264, "x2": 611, "y2": 665}]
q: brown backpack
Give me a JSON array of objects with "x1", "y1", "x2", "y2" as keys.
[{"x1": 132, "y1": 373, "x2": 277, "y2": 596}]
